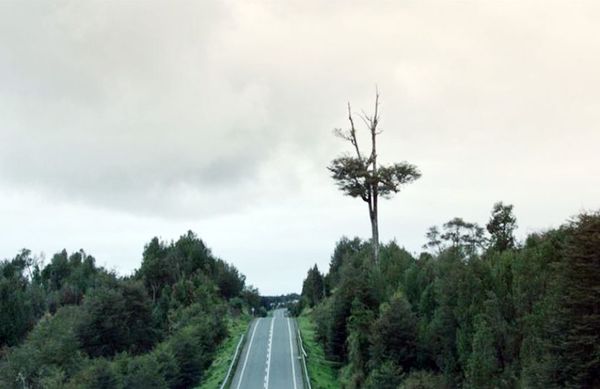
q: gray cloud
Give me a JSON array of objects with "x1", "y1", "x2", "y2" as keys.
[
  {"x1": 0, "y1": 1, "x2": 285, "y2": 216},
  {"x1": 1, "y1": 1, "x2": 599, "y2": 293}
]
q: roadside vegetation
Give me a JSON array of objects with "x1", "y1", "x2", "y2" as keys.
[
  {"x1": 298, "y1": 208, "x2": 600, "y2": 388},
  {"x1": 298, "y1": 309, "x2": 341, "y2": 389},
  {"x1": 0, "y1": 231, "x2": 262, "y2": 388},
  {"x1": 198, "y1": 314, "x2": 251, "y2": 389}
]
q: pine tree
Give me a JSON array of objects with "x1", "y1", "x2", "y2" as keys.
[
  {"x1": 301, "y1": 265, "x2": 325, "y2": 307},
  {"x1": 466, "y1": 315, "x2": 499, "y2": 388},
  {"x1": 486, "y1": 202, "x2": 517, "y2": 251},
  {"x1": 370, "y1": 292, "x2": 418, "y2": 371},
  {"x1": 560, "y1": 213, "x2": 600, "y2": 387}
]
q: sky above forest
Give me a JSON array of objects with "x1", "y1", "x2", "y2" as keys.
[{"x1": 1, "y1": 1, "x2": 599, "y2": 294}]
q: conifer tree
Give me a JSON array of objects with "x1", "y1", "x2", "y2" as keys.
[{"x1": 560, "y1": 213, "x2": 600, "y2": 387}]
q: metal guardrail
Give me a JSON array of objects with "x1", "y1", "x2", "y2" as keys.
[
  {"x1": 220, "y1": 332, "x2": 246, "y2": 389},
  {"x1": 296, "y1": 325, "x2": 312, "y2": 389}
]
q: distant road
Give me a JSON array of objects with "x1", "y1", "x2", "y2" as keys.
[{"x1": 230, "y1": 309, "x2": 304, "y2": 389}]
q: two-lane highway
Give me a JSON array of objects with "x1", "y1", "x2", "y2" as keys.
[{"x1": 231, "y1": 309, "x2": 304, "y2": 389}]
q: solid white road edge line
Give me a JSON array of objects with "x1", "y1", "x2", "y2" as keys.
[
  {"x1": 287, "y1": 318, "x2": 298, "y2": 389},
  {"x1": 236, "y1": 318, "x2": 261, "y2": 389},
  {"x1": 220, "y1": 333, "x2": 245, "y2": 389}
]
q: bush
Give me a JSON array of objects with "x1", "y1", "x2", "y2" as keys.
[
  {"x1": 0, "y1": 306, "x2": 84, "y2": 387},
  {"x1": 120, "y1": 354, "x2": 167, "y2": 389},
  {"x1": 152, "y1": 344, "x2": 180, "y2": 388},
  {"x1": 77, "y1": 281, "x2": 157, "y2": 358},
  {"x1": 399, "y1": 370, "x2": 443, "y2": 389},
  {"x1": 364, "y1": 361, "x2": 404, "y2": 389},
  {"x1": 167, "y1": 325, "x2": 206, "y2": 388},
  {"x1": 67, "y1": 358, "x2": 119, "y2": 389}
]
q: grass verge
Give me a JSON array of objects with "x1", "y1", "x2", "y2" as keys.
[
  {"x1": 197, "y1": 314, "x2": 250, "y2": 389},
  {"x1": 298, "y1": 311, "x2": 341, "y2": 389}
]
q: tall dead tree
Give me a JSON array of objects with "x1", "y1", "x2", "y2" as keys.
[{"x1": 328, "y1": 91, "x2": 421, "y2": 265}]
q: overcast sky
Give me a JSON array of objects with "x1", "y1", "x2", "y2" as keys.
[{"x1": 1, "y1": 1, "x2": 599, "y2": 295}]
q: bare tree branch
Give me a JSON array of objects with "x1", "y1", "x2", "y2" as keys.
[{"x1": 347, "y1": 103, "x2": 364, "y2": 163}]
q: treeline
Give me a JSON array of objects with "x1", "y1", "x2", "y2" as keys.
[
  {"x1": 299, "y1": 205, "x2": 600, "y2": 388},
  {"x1": 0, "y1": 231, "x2": 260, "y2": 388},
  {"x1": 261, "y1": 293, "x2": 301, "y2": 311}
]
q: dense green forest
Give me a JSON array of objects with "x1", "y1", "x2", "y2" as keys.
[
  {"x1": 0, "y1": 231, "x2": 261, "y2": 388},
  {"x1": 298, "y1": 205, "x2": 600, "y2": 388}
]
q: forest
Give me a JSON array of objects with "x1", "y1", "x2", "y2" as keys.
[
  {"x1": 298, "y1": 205, "x2": 600, "y2": 388},
  {"x1": 0, "y1": 231, "x2": 261, "y2": 388}
]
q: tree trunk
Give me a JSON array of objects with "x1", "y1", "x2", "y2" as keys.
[
  {"x1": 151, "y1": 283, "x2": 158, "y2": 304},
  {"x1": 371, "y1": 210, "x2": 379, "y2": 265},
  {"x1": 370, "y1": 92, "x2": 379, "y2": 265}
]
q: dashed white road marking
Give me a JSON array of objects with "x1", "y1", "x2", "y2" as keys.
[
  {"x1": 287, "y1": 318, "x2": 298, "y2": 389},
  {"x1": 236, "y1": 319, "x2": 261, "y2": 389},
  {"x1": 264, "y1": 317, "x2": 275, "y2": 389}
]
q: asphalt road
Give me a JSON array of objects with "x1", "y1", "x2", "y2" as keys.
[{"x1": 230, "y1": 309, "x2": 304, "y2": 389}]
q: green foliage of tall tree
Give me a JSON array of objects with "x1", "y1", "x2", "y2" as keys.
[
  {"x1": 213, "y1": 260, "x2": 245, "y2": 300},
  {"x1": 466, "y1": 314, "x2": 499, "y2": 388},
  {"x1": 329, "y1": 92, "x2": 421, "y2": 265},
  {"x1": 241, "y1": 285, "x2": 261, "y2": 313},
  {"x1": 487, "y1": 202, "x2": 517, "y2": 252},
  {"x1": 364, "y1": 361, "x2": 404, "y2": 389},
  {"x1": 0, "y1": 250, "x2": 45, "y2": 347},
  {"x1": 77, "y1": 281, "x2": 157, "y2": 358},
  {"x1": 303, "y1": 205, "x2": 600, "y2": 388},
  {"x1": 514, "y1": 231, "x2": 566, "y2": 388},
  {"x1": 302, "y1": 264, "x2": 325, "y2": 307},
  {"x1": 370, "y1": 293, "x2": 418, "y2": 371},
  {"x1": 378, "y1": 242, "x2": 415, "y2": 300},
  {"x1": 326, "y1": 236, "x2": 364, "y2": 291},
  {"x1": 441, "y1": 217, "x2": 486, "y2": 256},
  {"x1": 315, "y1": 250, "x2": 380, "y2": 364},
  {"x1": 137, "y1": 231, "x2": 245, "y2": 303},
  {"x1": 422, "y1": 226, "x2": 443, "y2": 254},
  {"x1": 343, "y1": 299, "x2": 375, "y2": 388},
  {"x1": 557, "y1": 213, "x2": 600, "y2": 387}
]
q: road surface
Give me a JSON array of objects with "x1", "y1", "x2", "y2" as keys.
[{"x1": 230, "y1": 309, "x2": 304, "y2": 389}]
